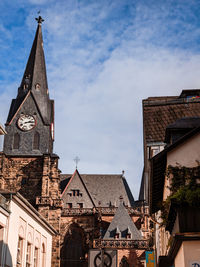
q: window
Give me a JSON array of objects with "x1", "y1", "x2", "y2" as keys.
[
  {"x1": 33, "y1": 132, "x2": 40, "y2": 150},
  {"x1": 26, "y1": 242, "x2": 31, "y2": 267},
  {"x1": 34, "y1": 247, "x2": 39, "y2": 267},
  {"x1": 127, "y1": 233, "x2": 131, "y2": 239},
  {"x1": 41, "y1": 243, "x2": 46, "y2": 267},
  {"x1": 16, "y1": 237, "x2": 23, "y2": 267},
  {"x1": 78, "y1": 203, "x2": 83, "y2": 208},
  {"x1": 13, "y1": 133, "x2": 20, "y2": 149},
  {"x1": 67, "y1": 203, "x2": 72, "y2": 208},
  {"x1": 72, "y1": 190, "x2": 80, "y2": 196},
  {"x1": 150, "y1": 146, "x2": 160, "y2": 157},
  {"x1": 0, "y1": 226, "x2": 4, "y2": 264},
  {"x1": 35, "y1": 83, "x2": 41, "y2": 90},
  {"x1": 115, "y1": 233, "x2": 119, "y2": 239}
]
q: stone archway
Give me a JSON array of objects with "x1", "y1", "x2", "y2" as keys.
[{"x1": 60, "y1": 223, "x2": 87, "y2": 267}]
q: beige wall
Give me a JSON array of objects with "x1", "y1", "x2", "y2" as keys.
[
  {"x1": 175, "y1": 241, "x2": 200, "y2": 267},
  {"x1": 163, "y1": 132, "x2": 200, "y2": 201},
  {"x1": 6, "y1": 198, "x2": 53, "y2": 267},
  {"x1": 167, "y1": 132, "x2": 200, "y2": 167},
  {"x1": 0, "y1": 206, "x2": 9, "y2": 267},
  {"x1": 175, "y1": 243, "x2": 185, "y2": 267}
]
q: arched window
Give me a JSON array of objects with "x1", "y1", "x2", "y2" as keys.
[
  {"x1": 26, "y1": 242, "x2": 32, "y2": 267},
  {"x1": 60, "y1": 223, "x2": 87, "y2": 267},
  {"x1": 120, "y1": 256, "x2": 129, "y2": 267},
  {"x1": 33, "y1": 246, "x2": 39, "y2": 267},
  {"x1": 16, "y1": 236, "x2": 23, "y2": 267},
  {"x1": 33, "y1": 132, "x2": 40, "y2": 150},
  {"x1": 41, "y1": 243, "x2": 46, "y2": 267},
  {"x1": 13, "y1": 133, "x2": 20, "y2": 149}
]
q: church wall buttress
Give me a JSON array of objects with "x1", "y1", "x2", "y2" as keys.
[{"x1": 36, "y1": 154, "x2": 62, "y2": 267}]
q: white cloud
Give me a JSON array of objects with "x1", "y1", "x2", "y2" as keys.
[{"x1": 52, "y1": 44, "x2": 200, "y2": 198}]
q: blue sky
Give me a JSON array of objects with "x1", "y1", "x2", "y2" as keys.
[{"x1": 1, "y1": 0, "x2": 200, "y2": 198}]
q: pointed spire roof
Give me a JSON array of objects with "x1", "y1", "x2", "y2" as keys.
[
  {"x1": 7, "y1": 16, "x2": 52, "y2": 124},
  {"x1": 19, "y1": 16, "x2": 48, "y2": 96},
  {"x1": 103, "y1": 201, "x2": 142, "y2": 240}
]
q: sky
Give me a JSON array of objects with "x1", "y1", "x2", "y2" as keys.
[{"x1": 1, "y1": 0, "x2": 200, "y2": 198}]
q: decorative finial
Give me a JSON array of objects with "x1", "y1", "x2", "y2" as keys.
[
  {"x1": 122, "y1": 170, "x2": 125, "y2": 176},
  {"x1": 35, "y1": 14, "x2": 44, "y2": 24},
  {"x1": 74, "y1": 156, "x2": 80, "y2": 169}
]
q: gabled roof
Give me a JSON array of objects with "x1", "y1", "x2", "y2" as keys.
[
  {"x1": 0, "y1": 124, "x2": 6, "y2": 135},
  {"x1": 103, "y1": 201, "x2": 142, "y2": 240},
  {"x1": 150, "y1": 123, "x2": 200, "y2": 214},
  {"x1": 61, "y1": 169, "x2": 96, "y2": 207},
  {"x1": 7, "y1": 91, "x2": 47, "y2": 126},
  {"x1": 60, "y1": 173, "x2": 135, "y2": 207}
]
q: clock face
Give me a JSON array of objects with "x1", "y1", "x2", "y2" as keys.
[{"x1": 17, "y1": 114, "x2": 36, "y2": 131}]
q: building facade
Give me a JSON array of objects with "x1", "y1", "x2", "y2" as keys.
[
  {"x1": 150, "y1": 120, "x2": 200, "y2": 266},
  {"x1": 0, "y1": 192, "x2": 56, "y2": 267},
  {"x1": 141, "y1": 91, "x2": 200, "y2": 266}
]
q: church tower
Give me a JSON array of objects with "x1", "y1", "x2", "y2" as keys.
[
  {"x1": 0, "y1": 17, "x2": 62, "y2": 267},
  {"x1": 4, "y1": 16, "x2": 54, "y2": 156}
]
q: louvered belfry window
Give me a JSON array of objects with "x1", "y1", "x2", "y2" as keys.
[
  {"x1": 33, "y1": 132, "x2": 40, "y2": 150},
  {"x1": 13, "y1": 133, "x2": 20, "y2": 149}
]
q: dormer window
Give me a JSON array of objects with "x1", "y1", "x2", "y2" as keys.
[
  {"x1": 114, "y1": 233, "x2": 119, "y2": 239},
  {"x1": 127, "y1": 233, "x2": 131, "y2": 239},
  {"x1": 35, "y1": 83, "x2": 41, "y2": 91},
  {"x1": 126, "y1": 227, "x2": 131, "y2": 239},
  {"x1": 24, "y1": 75, "x2": 30, "y2": 89}
]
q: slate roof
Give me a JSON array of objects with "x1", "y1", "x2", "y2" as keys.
[
  {"x1": 60, "y1": 173, "x2": 135, "y2": 207},
  {"x1": 103, "y1": 201, "x2": 142, "y2": 240},
  {"x1": 6, "y1": 19, "x2": 52, "y2": 125},
  {"x1": 143, "y1": 90, "x2": 200, "y2": 144}
]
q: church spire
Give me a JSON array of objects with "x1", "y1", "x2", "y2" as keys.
[
  {"x1": 6, "y1": 16, "x2": 52, "y2": 125},
  {"x1": 4, "y1": 16, "x2": 54, "y2": 155},
  {"x1": 19, "y1": 16, "x2": 48, "y2": 98}
]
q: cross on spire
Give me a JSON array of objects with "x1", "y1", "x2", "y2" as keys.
[
  {"x1": 74, "y1": 156, "x2": 80, "y2": 169},
  {"x1": 35, "y1": 15, "x2": 44, "y2": 24}
]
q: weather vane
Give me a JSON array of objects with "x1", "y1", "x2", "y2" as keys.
[{"x1": 74, "y1": 156, "x2": 80, "y2": 169}]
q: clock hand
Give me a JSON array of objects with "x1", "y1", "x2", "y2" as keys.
[{"x1": 25, "y1": 121, "x2": 34, "y2": 123}]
